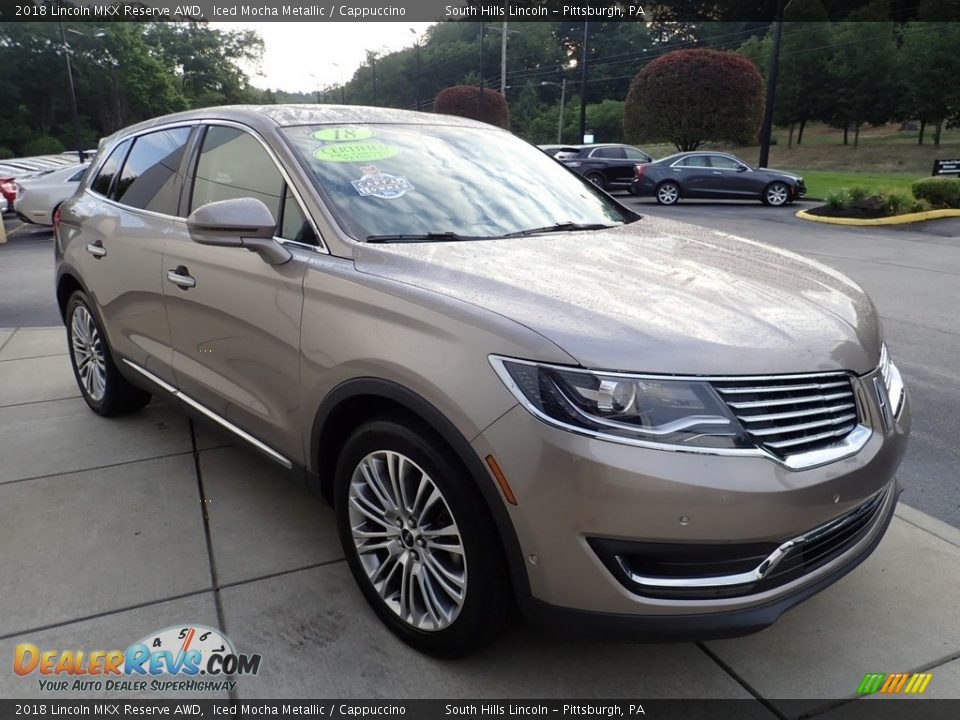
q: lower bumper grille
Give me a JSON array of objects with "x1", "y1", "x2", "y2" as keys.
[{"x1": 590, "y1": 485, "x2": 891, "y2": 600}]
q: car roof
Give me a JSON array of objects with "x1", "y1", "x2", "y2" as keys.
[{"x1": 106, "y1": 104, "x2": 497, "y2": 145}]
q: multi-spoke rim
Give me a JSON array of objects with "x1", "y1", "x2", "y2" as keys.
[
  {"x1": 70, "y1": 305, "x2": 106, "y2": 402},
  {"x1": 348, "y1": 450, "x2": 467, "y2": 632},
  {"x1": 767, "y1": 183, "x2": 789, "y2": 206},
  {"x1": 658, "y1": 183, "x2": 679, "y2": 204},
  {"x1": 588, "y1": 174, "x2": 604, "y2": 188}
]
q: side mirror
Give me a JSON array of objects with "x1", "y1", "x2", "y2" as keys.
[
  {"x1": 186, "y1": 197, "x2": 291, "y2": 265},
  {"x1": 737, "y1": 165, "x2": 749, "y2": 173}
]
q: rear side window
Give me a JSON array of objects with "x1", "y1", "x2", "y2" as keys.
[
  {"x1": 593, "y1": 147, "x2": 625, "y2": 159},
  {"x1": 90, "y1": 141, "x2": 130, "y2": 197},
  {"x1": 115, "y1": 127, "x2": 191, "y2": 215},
  {"x1": 190, "y1": 126, "x2": 284, "y2": 221}
]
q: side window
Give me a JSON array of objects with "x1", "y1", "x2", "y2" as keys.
[
  {"x1": 624, "y1": 147, "x2": 650, "y2": 162},
  {"x1": 709, "y1": 155, "x2": 741, "y2": 170},
  {"x1": 68, "y1": 167, "x2": 87, "y2": 182},
  {"x1": 190, "y1": 126, "x2": 284, "y2": 222},
  {"x1": 115, "y1": 127, "x2": 191, "y2": 215},
  {"x1": 675, "y1": 155, "x2": 709, "y2": 168},
  {"x1": 90, "y1": 141, "x2": 130, "y2": 197},
  {"x1": 279, "y1": 188, "x2": 317, "y2": 244},
  {"x1": 593, "y1": 147, "x2": 625, "y2": 159}
]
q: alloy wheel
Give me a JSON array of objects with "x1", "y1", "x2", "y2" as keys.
[
  {"x1": 766, "y1": 183, "x2": 789, "y2": 206},
  {"x1": 70, "y1": 305, "x2": 106, "y2": 403},
  {"x1": 657, "y1": 183, "x2": 679, "y2": 204},
  {"x1": 348, "y1": 450, "x2": 467, "y2": 632}
]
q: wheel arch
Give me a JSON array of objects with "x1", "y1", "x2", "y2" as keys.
[
  {"x1": 56, "y1": 268, "x2": 87, "y2": 323},
  {"x1": 310, "y1": 377, "x2": 530, "y2": 598}
]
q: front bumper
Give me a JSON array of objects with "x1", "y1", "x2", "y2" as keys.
[{"x1": 472, "y1": 367, "x2": 909, "y2": 636}]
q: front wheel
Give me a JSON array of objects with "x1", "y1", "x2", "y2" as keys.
[
  {"x1": 656, "y1": 181, "x2": 680, "y2": 205},
  {"x1": 335, "y1": 417, "x2": 511, "y2": 657},
  {"x1": 764, "y1": 181, "x2": 791, "y2": 206},
  {"x1": 65, "y1": 291, "x2": 151, "y2": 416}
]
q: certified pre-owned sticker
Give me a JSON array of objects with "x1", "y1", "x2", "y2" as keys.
[
  {"x1": 313, "y1": 142, "x2": 398, "y2": 163},
  {"x1": 311, "y1": 127, "x2": 376, "y2": 142},
  {"x1": 351, "y1": 166, "x2": 413, "y2": 199}
]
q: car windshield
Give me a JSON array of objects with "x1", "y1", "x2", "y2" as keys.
[{"x1": 281, "y1": 123, "x2": 632, "y2": 242}]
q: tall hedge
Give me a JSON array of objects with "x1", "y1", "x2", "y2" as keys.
[
  {"x1": 433, "y1": 86, "x2": 510, "y2": 129},
  {"x1": 625, "y1": 49, "x2": 765, "y2": 151}
]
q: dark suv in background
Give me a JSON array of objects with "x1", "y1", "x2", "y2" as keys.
[{"x1": 542, "y1": 143, "x2": 653, "y2": 191}]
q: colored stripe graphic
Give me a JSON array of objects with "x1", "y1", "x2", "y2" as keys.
[{"x1": 857, "y1": 672, "x2": 932, "y2": 695}]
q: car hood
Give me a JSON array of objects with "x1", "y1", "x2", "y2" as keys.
[{"x1": 353, "y1": 216, "x2": 881, "y2": 376}]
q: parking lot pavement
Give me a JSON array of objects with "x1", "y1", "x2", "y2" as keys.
[{"x1": 2, "y1": 326, "x2": 960, "y2": 711}]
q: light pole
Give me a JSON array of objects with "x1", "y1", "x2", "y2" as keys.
[
  {"x1": 309, "y1": 73, "x2": 322, "y2": 104},
  {"x1": 579, "y1": 21, "x2": 589, "y2": 143},
  {"x1": 364, "y1": 50, "x2": 378, "y2": 105},
  {"x1": 61, "y1": 25, "x2": 105, "y2": 162},
  {"x1": 409, "y1": 28, "x2": 421, "y2": 110},
  {"x1": 332, "y1": 62, "x2": 346, "y2": 104},
  {"x1": 542, "y1": 80, "x2": 567, "y2": 143},
  {"x1": 758, "y1": 0, "x2": 792, "y2": 167},
  {"x1": 478, "y1": 22, "x2": 485, "y2": 119}
]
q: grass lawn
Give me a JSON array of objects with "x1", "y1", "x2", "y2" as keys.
[{"x1": 794, "y1": 171, "x2": 919, "y2": 200}]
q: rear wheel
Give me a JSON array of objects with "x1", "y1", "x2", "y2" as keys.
[
  {"x1": 764, "y1": 181, "x2": 791, "y2": 206},
  {"x1": 585, "y1": 172, "x2": 606, "y2": 190},
  {"x1": 656, "y1": 181, "x2": 680, "y2": 205},
  {"x1": 335, "y1": 416, "x2": 511, "y2": 657},
  {"x1": 65, "y1": 291, "x2": 151, "y2": 416}
]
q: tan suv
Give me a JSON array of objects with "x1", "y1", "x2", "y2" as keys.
[{"x1": 55, "y1": 106, "x2": 910, "y2": 657}]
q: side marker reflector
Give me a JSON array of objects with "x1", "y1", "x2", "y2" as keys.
[{"x1": 485, "y1": 455, "x2": 517, "y2": 505}]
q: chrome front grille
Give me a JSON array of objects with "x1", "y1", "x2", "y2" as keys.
[{"x1": 711, "y1": 373, "x2": 859, "y2": 457}]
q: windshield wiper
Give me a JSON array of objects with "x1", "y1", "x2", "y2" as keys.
[
  {"x1": 366, "y1": 232, "x2": 486, "y2": 244},
  {"x1": 500, "y1": 222, "x2": 621, "y2": 238}
]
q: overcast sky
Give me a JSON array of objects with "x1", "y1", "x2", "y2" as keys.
[{"x1": 216, "y1": 22, "x2": 437, "y2": 95}]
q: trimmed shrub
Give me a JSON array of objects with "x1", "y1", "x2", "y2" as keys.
[
  {"x1": 847, "y1": 186, "x2": 869, "y2": 203},
  {"x1": 23, "y1": 135, "x2": 66, "y2": 156},
  {"x1": 911, "y1": 177, "x2": 960, "y2": 209},
  {"x1": 624, "y1": 49, "x2": 765, "y2": 151},
  {"x1": 433, "y1": 86, "x2": 510, "y2": 129},
  {"x1": 884, "y1": 192, "x2": 913, "y2": 216}
]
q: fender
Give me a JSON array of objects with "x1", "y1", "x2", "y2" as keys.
[{"x1": 310, "y1": 377, "x2": 531, "y2": 598}]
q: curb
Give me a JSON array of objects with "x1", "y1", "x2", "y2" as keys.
[
  {"x1": 896, "y1": 503, "x2": 960, "y2": 550},
  {"x1": 796, "y1": 207, "x2": 960, "y2": 226}
]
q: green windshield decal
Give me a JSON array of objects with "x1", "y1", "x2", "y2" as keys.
[
  {"x1": 313, "y1": 142, "x2": 398, "y2": 163},
  {"x1": 311, "y1": 127, "x2": 376, "y2": 142}
]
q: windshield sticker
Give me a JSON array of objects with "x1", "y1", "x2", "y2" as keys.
[
  {"x1": 351, "y1": 166, "x2": 413, "y2": 200},
  {"x1": 311, "y1": 127, "x2": 376, "y2": 142},
  {"x1": 313, "y1": 142, "x2": 398, "y2": 163}
]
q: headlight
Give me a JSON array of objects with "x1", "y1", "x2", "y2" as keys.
[
  {"x1": 879, "y1": 343, "x2": 904, "y2": 416},
  {"x1": 490, "y1": 357, "x2": 750, "y2": 449}
]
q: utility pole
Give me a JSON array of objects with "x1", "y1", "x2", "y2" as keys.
[
  {"x1": 59, "y1": 21, "x2": 86, "y2": 162},
  {"x1": 542, "y1": 80, "x2": 567, "y2": 143},
  {"x1": 478, "y1": 22, "x2": 485, "y2": 120},
  {"x1": 758, "y1": 0, "x2": 787, "y2": 168},
  {"x1": 500, "y1": 21, "x2": 508, "y2": 94},
  {"x1": 579, "y1": 21, "x2": 589, "y2": 143},
  {"x1": 372, "y1": 54, "x2": 377, "y2": 105},
  {"x1": 409, "y1": 28, "x2": 421, "y2": 110}
]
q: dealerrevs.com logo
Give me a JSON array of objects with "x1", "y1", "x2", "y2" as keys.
[{"x1": 14, "y1": 625, "x2": 261, "y2": 693}]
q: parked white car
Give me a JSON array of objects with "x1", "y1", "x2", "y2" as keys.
[{"x1": 14, "y1": 163, "x2": 88, "y2": 225}]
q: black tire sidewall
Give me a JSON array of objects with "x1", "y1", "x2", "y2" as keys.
[
  {"x1": 65, "y1": 290, "x2": 148, "y2": 415},
  {"x1": 586, "y1": 172, "x2": 606, "y2": 190},
  {"x1": 334, "y1": 418, "x2": 510, "y2": 658}
]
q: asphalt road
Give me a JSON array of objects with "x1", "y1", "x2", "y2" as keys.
[{"x1": 3, "y1": 204, "x2": 958, "y2": 527}]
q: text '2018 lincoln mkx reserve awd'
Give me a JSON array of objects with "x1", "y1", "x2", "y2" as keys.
[{"x1": 55, "y1": 106, "x2": 909, "y2": 657}]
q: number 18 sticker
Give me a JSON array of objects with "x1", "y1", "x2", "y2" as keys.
[{"x1": 311, "y1": 127, "x2": 376, "y2": 142}]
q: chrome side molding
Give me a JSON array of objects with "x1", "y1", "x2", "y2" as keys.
[{"x1": 122, "y1": 359, "x2": 293, "y2": 469}]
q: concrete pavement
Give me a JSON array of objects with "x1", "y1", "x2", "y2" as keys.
[{"x1": 1, "y1": 327, "x2": 959, "y2": 714}]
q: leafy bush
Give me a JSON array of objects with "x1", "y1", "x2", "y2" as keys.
[
  {"x1": 847, "y1": 186, "x2": 869, "y2": 203},
  {"x1": 23, "y1": 135, "x2": 65, "y2": 156},
  {"x1": 911, "y1": 177, "x2": 960, "y2": 209},
  {"x1": 433, "y1": 86, "x2": 510, "y2": 129},
  {"x1": 826, "y1": 189, "x2": 851, "y2": 210},
  {"x1": 0, "y1": 147, "x2": 13, "y2": 160},
  {"x1": 624, "y1": 49, "x2": 765, "y2": 151},
  {"x1": 884, "y1": 192, "x2": 913, "y2": 216}
]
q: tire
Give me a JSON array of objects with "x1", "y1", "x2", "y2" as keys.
[
  {"x1": 585, "y1": 172, "x2": 606, "y2": 190},
  {"x1": 656, "y1": 181, "x2": 680, "y2": 205},
  {"x1": 334, "y1": 416, "x2": 511, "y2": 658},
  {"x1": 65, "y1": 290, "x2": 151, "y2": 416},
  {"x1": 763, "y1": 181, "x2": 791, "y2": 206}
]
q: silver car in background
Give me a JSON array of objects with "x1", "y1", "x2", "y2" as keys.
[
  {"x1": 15, "y1": 163, "x2": 88, "y2": 225},
  {"x1": 55, "y1": 106, "x2": 909, "y2": 657}
]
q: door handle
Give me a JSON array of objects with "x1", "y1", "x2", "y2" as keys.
[
  {"x1": 85, "y1": 241, "x2": 106, "y2": 258},
  {"x1": 166, "y1": 266, "x2": 196, "y2": 290},
  {"x1": 712, "y1": 171, "x2": 723, "y2": 175}
]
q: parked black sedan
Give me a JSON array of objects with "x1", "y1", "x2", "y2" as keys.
[
  {"x1": 629, "y1": 151, "x2": 805, "y2": 206},
  {"x1": 541, "y1": 143, "x2": 653, "y2": 191}
]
